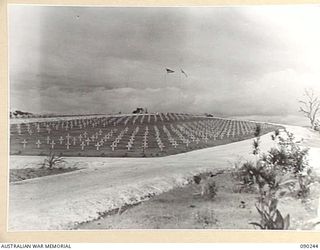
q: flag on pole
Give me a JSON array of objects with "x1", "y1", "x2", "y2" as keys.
[
  {"x1": 166, "y1": 68, "x2": 175, "y2": 74},
  {"x1": 181, "y1": 68, "x2": 188, "y2": 78}
]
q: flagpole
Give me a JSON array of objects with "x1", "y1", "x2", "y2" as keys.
[
  {"x1": 179, "y1": 70, "x2": 182, "y2": 103},
  {"x1": 165, "y1": 71, "x2": 167, "y2": 87},
  {"x1": 165, "y1": 68, "x2": 175, "y2": 87}
]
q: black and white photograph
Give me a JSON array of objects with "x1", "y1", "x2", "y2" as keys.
[{"x1": 8, "y1": 4, "x2": 320, "y2": 231}]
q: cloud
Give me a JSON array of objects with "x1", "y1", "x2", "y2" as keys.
[{"x1": 9, "y1": 5, "x2": 320, "y2": 119}]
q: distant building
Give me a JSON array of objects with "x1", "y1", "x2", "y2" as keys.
[
  {"x1": 132, "y1": 108, "x2": 144, "y2": 114},
  {"x1": 10, "y1": 110, "x2": 34, "y2": 118}
]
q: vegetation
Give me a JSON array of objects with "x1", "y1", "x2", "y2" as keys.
[
  {"x1": 193, "y1": 209, "x2": 218, "y2": 228},
  {"x1": 252, "y1": 124, "x2": 261, "y2": 156},
  {"x1": 10, "y1": 167, "x2": 77, "y2": 182},
  {"x1": 193, "y1": 173, "x2": 218, "y2": 200},
  {"x1": 40, "y1": 151, "x2": 66, "y2": 169},
  {"x1": 10, "y1": 151, "x2": 76, "y2": 182},
  {"x1": 200, "y1": 178, "x2": 218, "y2": 200},
  {"x1": 250, "y1": 195, "x2": 290, "y2": 230},
  {"x1": 299, "y1": 88, "x2": 320, "y2": 130},
  {"x1": 233, "y1": 126, "x2": 313, "y2": 230}
]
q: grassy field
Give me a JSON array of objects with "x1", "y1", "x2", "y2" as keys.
[{"x1": 10, "y1": 113, "x2": 280, "y2": 157}]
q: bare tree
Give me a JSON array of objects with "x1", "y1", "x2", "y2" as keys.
[{"x1": 299, "y1": 88, "x2": 320, "y2": 130}]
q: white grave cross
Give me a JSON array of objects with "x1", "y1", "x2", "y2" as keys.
[
  {"x1": 80, "y1": 141, "x2": 86, "y2": 150},
  {"x1": 36, "y1": 140, "x2": 41, "y2": 148},
  {"x1": 85, "y1": 138, "x2": 90, "y2": 146},
  {"x1": 50, "y1": 140, "x2": 56, "y2": 149},
  {"x1": 126, "y1": 143, "x2": 132, "y2": 151},
  {"x1": 21, "y1": 139, "x2": 27, "y2": 149},
  {"x1": 66, "y1": 134, "x2": 72, "y2": 142},
  {"x1": 110, "y1": 143, "x2": 117, "y2": 151},
  {"x1": 59, "y1": 136, "x2": 64, "y2": 144}
]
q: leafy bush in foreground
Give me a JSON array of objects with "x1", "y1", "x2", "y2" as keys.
[
  {"x1": 234, "y1": 128, "x2": 312, "y2": 230},
  {"x1": 250, "y1": 195, "x2": 290, "y2": 230}
]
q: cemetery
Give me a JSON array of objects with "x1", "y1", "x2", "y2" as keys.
[
  {"x1": 10, "y1": 113, "x2": 280, "y2": 158},
  {"x1": 10, "y1": 112, "x2": 320, "y2": 231},
  {"x1": 7, "y1": 5, "x2": 320, "y2": 234}
]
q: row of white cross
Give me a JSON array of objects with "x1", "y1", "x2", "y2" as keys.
[
  {"x1": 13, "y1": 113, "x2": 192, "y2": 134},
  {"x1": 17, "y1": 119, "x2": 269, "y2": 152},
  {"x1": 126, "y1": 126, "x2": 139, "y2": 151},
  {"x1": 20, "y1": 118, "x2": 253, "y2": 141},
  {"x1": 142, "y1": 126, "x2": 149, "y2": 150},
  {"x1": 154, "y1": 126, "x2": 165, "y2": 151},
  {"x1": 163, "y1": 125, "x2": 179, "y2": 148},
  {"x1": 109, "y1": 127, "x2": 129, "y2": 151},
  {"x1": 180, "y1": 120, "x2": 257, "y2": 140},
  {"x1": 19, "y1": 123, "x2": 181, "y2": 151}
]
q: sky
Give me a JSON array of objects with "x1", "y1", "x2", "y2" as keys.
[{"x1": 8, "y1": 5, "x2": 320, "y2": 123}]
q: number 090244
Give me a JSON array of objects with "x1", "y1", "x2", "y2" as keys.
[{"x1": 300, "y1": 244, "x2": 319, "y2": 248}]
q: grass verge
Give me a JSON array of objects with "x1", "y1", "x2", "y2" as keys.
[
  {"x1": 10, "y1": 167, "x2": 79, "y2": 183},
  {"x1": 77, "y1": 172, "x2": 319, "y2": 230}
]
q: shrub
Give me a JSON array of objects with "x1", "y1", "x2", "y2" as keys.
[
  {"x1": 200, "y1": 178, "x2": 218, "y2": 200},
  {"x1": 271, "y1": 130, "x2": 309, "y2": 174},
  {"x1": 297, "y1": 168, "x2": 313, "y2": 199},
  {"x1": 238, "y1": 129, "x2": 310, "y2": 195},
  {"x1": 250, "y1": 196, "x2": 290, "y2": 230},
  {"x1": 252, "y1": 138, "x2": 261, "y2": 155},
  {"x1": 240, "y1": 128, "x2": 315, "y2": 229},
  {"x1": 252, "y1": 124, "x2": 262, "y2": 156},
  {"x1": 193, "y1": 175, "x2": 202, "y2": 185},
  {"x1": 232, "y1": 128, "x2": 313, "y2": 229},
  {"x1": 271, "y1": 129, "x2": 280, "y2": 141},
  {"x1": 254, "y1": 124, "x2": 262, "y2": 137},
  {"x1": 41, "y1": 151, "x2": 66, "y2": 169},
  {"x1": 237, "y1": 161, "x2": 255, "y2": 187},
  {"x1": 236, "y1": 160, "x2": 283, "y2": 193}
]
